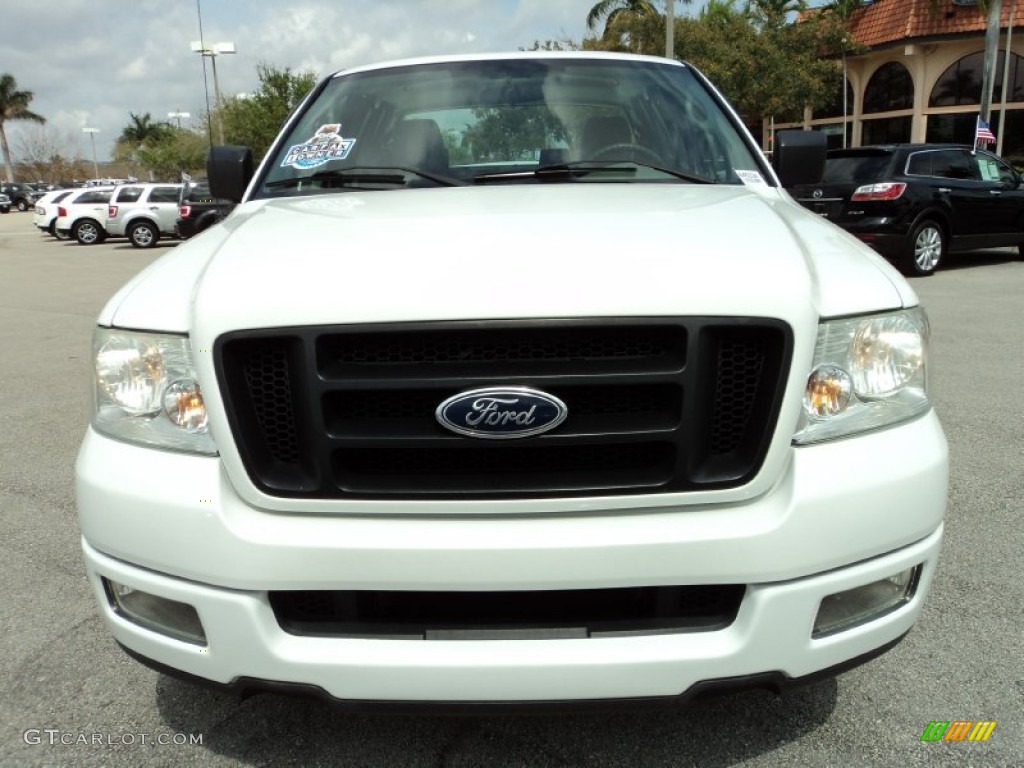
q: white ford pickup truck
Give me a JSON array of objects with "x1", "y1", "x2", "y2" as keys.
[{"x1": 76, "y1": 52, "x2": 948, "y2": 709}]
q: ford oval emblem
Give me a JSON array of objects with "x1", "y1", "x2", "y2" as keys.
[{"x1": 436, "y1": 387, "x2": 568, "y2": 439}]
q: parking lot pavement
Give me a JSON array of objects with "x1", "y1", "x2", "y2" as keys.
[{"x1": 1, "y1": 209, "x2": 1021, "y2": 766}]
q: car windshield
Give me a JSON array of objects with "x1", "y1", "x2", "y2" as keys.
[{"x1": 256, "y1": 56, "x2": 765, "y2": 197}]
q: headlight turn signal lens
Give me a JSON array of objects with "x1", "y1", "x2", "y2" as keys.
[
  {"x1": 804, "y1": 365, "x2": 852, "y2": 418},
  {"x1": 163, "y1": 378, "x2": 208, "y2": 433}
]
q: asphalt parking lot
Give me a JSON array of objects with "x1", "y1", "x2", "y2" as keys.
[{"x1": 0, "y1": 209, "x2": 1021, "y2": 767}]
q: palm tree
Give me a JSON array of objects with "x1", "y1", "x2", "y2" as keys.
[
  {"x1": 701, "y1": 0, "x2": 745, "y2": 23},
  {"x1": 747, "y1": 0, "x2": 808, "y2": 28},
  {"x1": 586, "y1": 0, "x2": 695, "y2": 37},
  {"x1": 119, "y1": 112, "x2": 171, "y2": 145},
  {"x1": 0, "y1": 73, "x2": 45, "y2": 183},
  {"x1": 587, "y1": 0, "x2": 659, "y2": 34}
]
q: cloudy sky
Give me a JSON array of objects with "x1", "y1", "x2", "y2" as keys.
[{"x1": 1, "y1": 0, "x2": 722, "y2": 163}]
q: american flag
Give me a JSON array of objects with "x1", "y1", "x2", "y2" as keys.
[{"x1": 975, "y1": 116, "x2": 996, "y2": 145}]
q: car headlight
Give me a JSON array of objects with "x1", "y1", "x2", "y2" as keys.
[
  {"x1": 793, "y1": 308, "x2": 930, "y2": 444},
  {"x1": 91, "y1": 329, "x2": 216, "y2": 454}
]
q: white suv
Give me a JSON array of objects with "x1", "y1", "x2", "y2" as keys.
[
  {"x1": 55, "y1": 187, "x2": 114, "y2": 244},
  {"x1": 77, "y1": 53, "x2": 947, "y2": 708},
  {"x1": 33, "y1": 189, "x2": 76, "y2": 236},
  {"x1": 105, "y1": 183, "x2": 183, "y2": 248}
]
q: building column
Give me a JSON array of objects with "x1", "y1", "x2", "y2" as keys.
[{"x1": 905, "y1": 44, "x2": 930, "y2": 143}]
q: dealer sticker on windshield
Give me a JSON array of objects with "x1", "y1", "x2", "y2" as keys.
[
  {"x1": 281, "y1": 124, "x2": 357, "y2": 170},
  {"x1": 735, "y1": 170, "x2": 767, "y2": 186}
]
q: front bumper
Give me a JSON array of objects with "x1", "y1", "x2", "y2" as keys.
[
  {"x1": 77, "y1": 412, "x2": 947, "y2": 703},
  {"x1": 83, "y1": 530, "x2": 940, "y2": 704}
]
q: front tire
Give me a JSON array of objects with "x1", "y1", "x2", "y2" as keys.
[
  {"x1": 73, "y1": 219, "x2": 105, "y2": 245},
  {"x1": 902, "y1": 219, "x2": 944, "y2": 276},
  {"x1": 128, "y1": 220, "x2": 159, "y2": 248}
]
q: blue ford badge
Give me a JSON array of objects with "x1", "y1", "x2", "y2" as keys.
[{"x1": 436, "y1": 387, "x2": 568, "y2": 439}]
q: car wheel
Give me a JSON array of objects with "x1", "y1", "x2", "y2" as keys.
[
  {"x1": 128, "y1": 220, "x2": 159, "y2": 248},
  {"x1": 73, "y1": 219, "x2": 105, "y2": 245},
  {"x1": 47, "y1": 219, "x2": 57, "y2": 237},
  {"x1": 0, "y1": 207, "x2": 9, "y2": 214},
  {"x1": 17, "y1": 199, "x2": 29, "y2": 212},
  {"x1": 902, "y1": 219, "x2": 944, "y2": 277}
]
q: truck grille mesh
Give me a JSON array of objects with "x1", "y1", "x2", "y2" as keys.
[
  {"x1": 216, "y1": 319, "x2": 791, "y2": 499},
  {"x1": 269, "y1": 585, "x2": 747, "y2": 639}
]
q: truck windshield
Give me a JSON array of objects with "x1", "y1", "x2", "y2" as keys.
[{"x1": 256, "y1": 56, "x2": 766, "y2": 197}]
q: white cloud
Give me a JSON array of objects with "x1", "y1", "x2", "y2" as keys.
[{"x1": 2, "y1": 0, "x2": 601, "y2": 164}]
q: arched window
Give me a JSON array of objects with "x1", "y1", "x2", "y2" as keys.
[
  {"x1": 863, "y1": 62, "x2": 914, "y2": 113},
  {"x1": 930, "y1": 51, "x2": 1024, "y2": 107}
]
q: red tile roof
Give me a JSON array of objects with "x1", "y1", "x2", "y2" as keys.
[{"x1": 845, "y1": 0, "x2": 1024, "y2": 49}]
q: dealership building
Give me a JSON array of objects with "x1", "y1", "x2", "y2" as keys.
[{"x1": 775, "y1": 0, "x2": 1024, "y2": 161}]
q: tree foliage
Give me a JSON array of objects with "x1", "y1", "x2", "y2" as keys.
[
  {"x1": 219, "y1": 63, "x2": 319, "y2": 160},
  {"x1": 135, "y1": 128, "x2": 209, "y2": 180},
  {"x1": 580, "y1": 0, "x2": 854, "y2": 125},
  {"x1": 14, "y1": 124, "x2": 87, "y2": 184},
  {"x1": 114, "y1": 112, "x2": 174, "y2": 175},
  {"x1": 0, "y1": 73, "x2": 46, "y2": 182}
]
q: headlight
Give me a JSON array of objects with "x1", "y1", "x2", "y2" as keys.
[
  {"x1": 793, "y1": 308, "x2": 930, "y2": 444},
  {"x1": 92, "y1": 329, "x2": 216, "y2": 454}
]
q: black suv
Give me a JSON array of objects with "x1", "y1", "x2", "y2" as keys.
[
  {"x1": 176, "y1": 180, "x2": 232, "y2": 239},
  {"x1": 0, "y1": 182, "x2": 41, "y2": 212},
  {"x1": 789, "y1": 144, "x2": 1024, "y2": 276}
]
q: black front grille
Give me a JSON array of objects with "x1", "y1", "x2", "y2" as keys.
[
  {"x1": 269, "y1": 585, "x2": 747, "y2": 639},
  {"x1": 215, "y1": 318, "x2": 791, "y2": 499}
]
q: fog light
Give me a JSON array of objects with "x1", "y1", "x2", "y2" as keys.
[
  {"x1": 812, "y1": 565, "x2": 920, "y2": 638},
  {"x1": 103, "y1": 578, "x2": 206, "y2": 645}
]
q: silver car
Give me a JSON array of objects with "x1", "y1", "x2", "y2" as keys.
[{"x1": 105, "y1": 183, "x2": 183, "y2": 248}]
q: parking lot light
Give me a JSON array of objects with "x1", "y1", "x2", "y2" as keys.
[
  {"x1": 190, "y1": 41, "x2": 236, "y2": 145},
  {"x1": 82, "y1": 127, "x2": 100, "y2": 180}
]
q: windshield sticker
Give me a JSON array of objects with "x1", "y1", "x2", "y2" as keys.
[
  {"x1": 978, "y1": 158, "x2": 1002, "y2": 182},
  {"x1": 281, "y1": 124, "x2": 356, "y2": 170},
  {"x1": 735, "y1": 170, "x2": 767, "y2": 186}
]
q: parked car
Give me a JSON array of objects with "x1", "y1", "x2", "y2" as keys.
[
  {"x1": 788, "y1": 144, "x2": 1024, "y2": 276},
  {"x1": 55, "y1": 187, "x2": 114, "y2": 244},
  {"x1": 33, "y1": 189, "x2": 76, "y2": 236},
  {"x1": 105, "y1": 183, "x2": 183, "y2": 248},
  {"x1": 78, "y1": 52, "x2": 946, "y2": 708},
  {"x1": 0, "y1": 192, "x2": 10, "y2": 214},
  {"x1": 0, "y1": 181, "x2": 41, "y2": 212},
  {"x1": 176, "y1": 179, "x2": 232, "y2": 239}
]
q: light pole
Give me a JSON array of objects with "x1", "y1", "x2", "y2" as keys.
[
  {"x1": 168, "y1": 110, "x2": 191, "y2": 129},
  {"x1": 841, "y1": 39, "x2": 848, "y2": 149},
  {"x1": 191, "y1": 41, "x2": 235, "y2": 144},
  {"x1": 665, "y1": 0, "x2": 674, "y2": 59},
  {"x1": 82, "y1": 127, "x2": 100, "y2": 179}
]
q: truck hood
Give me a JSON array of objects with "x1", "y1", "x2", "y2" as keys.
[{"x1": 104, "y1": 184, "x2": 915, "y2": 334}]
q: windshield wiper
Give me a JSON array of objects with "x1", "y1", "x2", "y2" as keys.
[
  {"x1": 474, "y1": 163, "x2": 635, "y2": 184},
  {"x1": 474, "y1": 161, "x2": 714, "y2": 184},
  {"x1": 266, "y1": 166, "x2": 464, "y2": 189}
]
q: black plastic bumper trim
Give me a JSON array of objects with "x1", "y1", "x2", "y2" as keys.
[{"x1": 117, "y1": 631, "x2": 908, "y2": 715}]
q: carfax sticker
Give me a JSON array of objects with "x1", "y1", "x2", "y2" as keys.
[
  {"x1": 280, "y1": 124, "x2": 357, "y2": 170},
  {"x1": 735, "y1": 170, "x2": 767, "y2": 186}
]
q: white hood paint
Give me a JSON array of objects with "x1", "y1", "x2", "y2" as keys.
[{"x1": 105, "y1": 184, "x2": 913, "y2": 336}]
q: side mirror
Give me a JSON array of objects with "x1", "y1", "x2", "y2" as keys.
[
  {"x1": 772, "y1": 130, "x2": 827, "y2": 187},
  {"x1": 207, "y1": 146, "x2": 254, "y2": 203}
]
